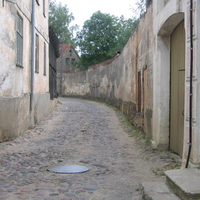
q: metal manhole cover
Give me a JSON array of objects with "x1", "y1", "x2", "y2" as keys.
[{"x1": 47, "y1": 165, "x2": 89, "y2": 174}]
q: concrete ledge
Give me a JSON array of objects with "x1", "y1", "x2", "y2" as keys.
[
  {"x1": 165, "y1": 169, "x2": 200, "y2": 200},
  {"x1": 141, "y1": 182, "x2": 180, "y2": 200}
]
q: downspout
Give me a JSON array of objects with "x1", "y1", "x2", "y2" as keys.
[
  {"x1": 185, "y1": 0, "x2": 193, "y2": 168},
  {"x1": 30, "y1": 0, "x2": 35, "y2": 111},
  {"x1": 60, "y1": 43, "x2": 63, "y2": 94}
]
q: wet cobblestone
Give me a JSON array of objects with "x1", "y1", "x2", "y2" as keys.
[{"x1": 0, "y1": 98, "x2": 181, "y2": 200}]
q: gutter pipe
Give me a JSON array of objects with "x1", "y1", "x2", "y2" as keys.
[
  {"x1": 30, "y1": 0, "x2": 35, "y2": 111},
  {"x1": 185, "y1": 0, "x2": 193, "y2": 168},
  {"x1": 60, "y1": 43, "x2": 63, "y2": 94}
]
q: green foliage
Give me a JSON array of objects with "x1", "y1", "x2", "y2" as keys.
[
  {"x1": 76, "y1": 11, "x2": 138, "y2": 69},
  {"x1": 131, "y1": 0, "x2": 147, "y2": 19},
  {"x1": 49, "y1": 0, "x2": 78, "y2": 44},
  {"x1": 116, "y1": 16, "x2": 139, "y2": 50}
]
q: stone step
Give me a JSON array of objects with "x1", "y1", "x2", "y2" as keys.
[
  {"x1": 141, "y1": 182, "x2": 180, "y2": 200},
  {"x1": 165, "y1": 169, "x2": 200, "y2": 200}
]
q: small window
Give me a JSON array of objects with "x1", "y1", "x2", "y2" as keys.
[
  {"x1": 16, "y1": 14, "x2": 23, "y2": 67},
  {"x1": 71, "y1": 58, "x2": 76, "y2": 66},
  {"x1": 36, "y1": 0, "x2": 40, "y2": 5},
  {"x1": 66, "y1": 58, "x2": 70, "y2": 65},
  {"x1": 44, "y1": 42, "x2": 46, "y2": 75},
  {"x1": 35, "y1": 34, "x2": 39, "y2": 73},
  {"x1": 43, "y1": 0, "x2": 46, "y2": 17}
]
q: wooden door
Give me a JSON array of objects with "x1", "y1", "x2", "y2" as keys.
[{"x1": 170, "y1": 20, "x2": 185, "y2": 156}]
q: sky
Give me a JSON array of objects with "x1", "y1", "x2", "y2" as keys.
[{"x1": 56, "y1": 0, "x2": 137, "y2": 28}]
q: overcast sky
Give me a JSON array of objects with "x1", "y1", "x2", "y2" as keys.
[{"x1": 56, "y1": 0, "x2": 137, "y2": 28}]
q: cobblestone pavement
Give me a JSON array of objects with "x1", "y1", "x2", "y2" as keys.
[{"x1": 0, "y1": 98, "x2": 181, "y2": 200}]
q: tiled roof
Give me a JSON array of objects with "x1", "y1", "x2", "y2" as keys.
[
  {"x1": 57, "y1": 44, "x2": 71, "y2": 61},
  {"x1": 59, "y1": 44, "x2": 71, "y2": 53}
]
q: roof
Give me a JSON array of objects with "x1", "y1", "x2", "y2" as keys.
[
  {"x1": 59, "y1": 44, "x2": 71, "y2": 53},
  {"x1": 57, "y1": 44, "x2": 80, "y2": 60}
]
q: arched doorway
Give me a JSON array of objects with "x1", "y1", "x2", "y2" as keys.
[
  {"x1": 153, "y1": 12, "x2": 185, "y2": 152},
  {"x1": 170, "y1": 20, "x2": 185, "y2": 156}
]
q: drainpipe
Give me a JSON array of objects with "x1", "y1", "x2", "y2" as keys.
[
  {"x1": 60, "y1": 43, "x2": 63, "y2": 94},
  {"x1": 30, "y1": 0, "x2": 35, "y2": 111},
  {"x1": 185, "y1": 0, "x2": 193, "y2": 168}
]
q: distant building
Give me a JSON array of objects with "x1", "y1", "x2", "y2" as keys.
[{"x1": 57, "y1": 44, "x2": 80, "y2": 94}]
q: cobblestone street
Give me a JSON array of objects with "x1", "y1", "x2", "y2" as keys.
[{"x1": 0, "y1": 98, "x2": 181, "y2": 200}]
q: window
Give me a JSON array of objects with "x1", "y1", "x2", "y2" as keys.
[
  {"x1": 71, "y1": 58, "x2": 76, "y2": 66},
  {"x1": 44, "y1": 42, "x2": 46, "y2": 75},
  {"x1": 35, "y1": 34, "x2": 39, "y2": 73},
  {"x1": 66, "y1": 58, "x2": 70, "y2": 65},
  {"x1": 16, "y1": 14, "x2": 23, "y2": 67},
  {"x1": 43, "y1": 0, "x2": 46, "y2": 17}
]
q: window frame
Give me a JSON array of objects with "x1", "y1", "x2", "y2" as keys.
[
  {"x1": 16, "y1": 13, "x2": 23, "y2": 67},
  {"x1": 35, "y1": 34, "x2": 39, "y2": 73},
  {"x1": 65, "y1": 58, "x2": 70, "y2": 66},
  {"x1": 71, "y1": 58, "x2": 76, "y2": 66},
  {"x1": 43, "y1": 42, "x2": 46, "y2": 76},
  {"x1": 43, "y1": 0, "x2": 46, "y2": 17}
]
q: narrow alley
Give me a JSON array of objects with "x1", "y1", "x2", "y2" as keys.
[{"x1": 0, "y1": 98, "x2": 181, "y2": 200}]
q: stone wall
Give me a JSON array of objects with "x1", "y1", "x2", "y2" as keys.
[{"x1": 62, "y1": 6, "x2": 154, "y2": 136}]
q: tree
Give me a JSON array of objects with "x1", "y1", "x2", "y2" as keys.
[
  {"x1": 49, "y1": 0, "x2": 77, "y2": 44},
  {"x1": 76, "y1": 11, "x2": 138, "y2": 69},
  {"x1": 131, "y1": 0, "x2": 147, "y2": 19},
  {"x1": 115, "y1": 16, "x2": 139, "y2": 51}
]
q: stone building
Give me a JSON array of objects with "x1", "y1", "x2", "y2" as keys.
[
  {"x1": 0, "y1": 0, "x2": 58, "y2": 141},
  {"x1": 62, "y1": 0, "x2": 200, "y2": 167},
  {"x1": 57, "y1": 44, "x2": 80, "y2": 94}
]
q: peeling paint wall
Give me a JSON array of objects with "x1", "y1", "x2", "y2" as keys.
[
  {"x1": 0, "y1": 0, "x2": 57, "y2": 142},
  {"x1": 0, "y1": 1, "x2": 30, "y2": 97}
]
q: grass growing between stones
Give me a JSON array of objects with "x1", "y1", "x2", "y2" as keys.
[{"x1": 106, "y1": 104, "x2": 182, "y2": 177}]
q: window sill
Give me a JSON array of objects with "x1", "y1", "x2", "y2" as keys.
[{"x1": 16, "y1": 63, "x2": 23, "y2": 68}]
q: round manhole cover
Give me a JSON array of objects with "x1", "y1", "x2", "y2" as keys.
[{"x1": 47, "y1": 165, "x2": 89, "y2": 174}]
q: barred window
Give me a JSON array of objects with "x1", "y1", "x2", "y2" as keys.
[
  {"x1": 16, "y1": 14, "x2": 23, "y2": 67},
  {"x1": 35, "y1": 34, "x2": 39, "y2": 73},
  {"x1": 44, "y1": 42, "x2": 46, "y2": 75}
]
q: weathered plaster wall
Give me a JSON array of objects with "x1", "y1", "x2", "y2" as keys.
[
  {"x1": 0, "y1": 1, "x2": 31, "y2": 97},
  {"x1": 0, "y1": 1, "x2": 57, "y2": 142},
  {"x1": 62, "y1": 6, "x2": 154, "y2": 136},
  {"x1": 0, "y1": 95, "x2": 30, "y2": 142},
  {"x1": 151, "y1": 0, "x2": 187, "y2": 152},
  {"x1": 34, "y1": 0, "x2": 49, "y2": 94}
]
